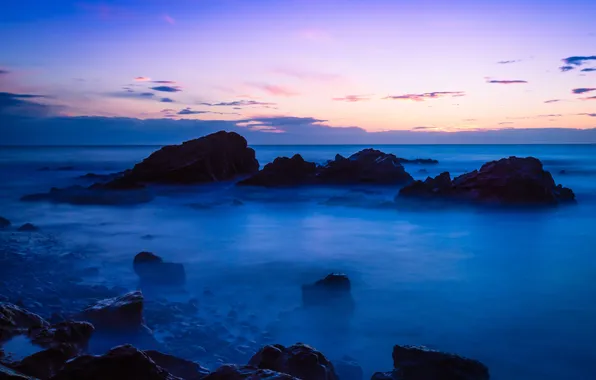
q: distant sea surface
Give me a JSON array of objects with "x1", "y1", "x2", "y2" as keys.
[{"x1": 1, "y1": 144, "x2": 596, "y2": 379}]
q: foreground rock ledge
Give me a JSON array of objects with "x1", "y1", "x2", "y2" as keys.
[{"x1": 398, "y1": 156, "x2": 575, "y2": 205}]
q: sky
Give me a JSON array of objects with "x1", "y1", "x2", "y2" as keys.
[{"x1": 0, "y1": 0, "x2": 595, "y2": 144}]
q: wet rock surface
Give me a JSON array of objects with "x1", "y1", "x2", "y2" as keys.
[
  {"x1": 301, "y1": 274, "x2": 354, "y2": 312},
  {"x1": 399, "y1": 156, "x2": 575, "y2": 205},
  {"x1": 106, "y1": 131, "x2": 259, "y2": 187},
  {"x1": 238, "y1": 154, "x2": 317, "y2": 187},
  {"x1": 133, "y1": 252, "x2": 186, "y2": 286}
]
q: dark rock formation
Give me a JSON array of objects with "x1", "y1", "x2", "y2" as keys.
[
  {"x1": 0, "y1": 363, "x2": 34, "y2": 379},
  {"x1": 0, "y1": 217, "x2": 10, "y2": 229},
  {"x1": 248, "y1": 343, "x2": 338, "y2": 380},
  {"x1": 397, "y1": 158, "x2": 439, "y2": 165},
  {"x1": 50, "y1": 345, "x2": 181, "y2": 380},
  {"x1": 301, "y1": 274, "x2": 354, "y2": 311},
  {"x1": 371, "y1": 345, "x2": 489, "y2": 380},
  {"x1": 16, "y1": 224, "x2": 38, "y2": 232},
  {"x1": 14, "y1": 344, "x2": 78, "y2": 380},
  {"x1": 238, "y1": 155, "x2": 317, "y2": 187},
  {"x1": 29, "y1": 321, "x2": 94, "y2": 351},
  {"x1": 204, "y1": 365, "x2": 297, "y2": 379},
  {"x1": 316, "y1": 150, "x2": 413, "y2": 185},
  {"x1": 1, "y1": 303, "x2": 48, "y2": 339},
  {"x1": 133, "y1": 252, "x2": 186, "y2": 286},
  {"x1": 145, "y1": 350, "x2": 209, "y2": 380},
  {"x1": 398, "y1": 156, "x2": 575, "y2": 205},
  {"x1": 21, "y1": 185, "x2": 154, "y2": 206},
  {"x1": 80, "y1": 291, "x2": 145, "y2": 331},
  {"x1": 106, "y1": 131, "x2": 259, "y2": 186}
]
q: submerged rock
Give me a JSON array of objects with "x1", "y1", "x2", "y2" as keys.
[
  {"x1": 21, "y1": 185, "x2": 154, "y2": 206},
  {"x1": 301, "y1": 274, "x2": 354, "y2": 312},
  {"x1": 249, "y1": 343, "x2": 338, "y2": 380},
  {"x1": 50, "y1": 345, "x2": 181, "y2": 380},
  {"x1": 0, "y1": 217, "x2": 10, "y2": 229},
  {"x1": 205, "y1": 364, "x2": 296, "y2": 379},
  {"x1": 16, "y1": 224, "x2": 38, "y2": 232},
  {"x1": 398, "y1": 156, "x2": 575, "y2": 205},
  {"x1": 372, "y1": 345, "x2": 489, "y2": 380},
  {"x1": 106, "y1": 131, "x2": 259, "y2": 186},
  {"x1": 238, "y1": 154, "x2": 317, "y2": 187},
  {"x1": 133, "y1": 252, "x2": 186, "y2": 286}
]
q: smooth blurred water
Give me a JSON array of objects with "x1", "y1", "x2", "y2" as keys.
[{"x1": 1, "y1": 144, "x2": 596, "y2": 379}]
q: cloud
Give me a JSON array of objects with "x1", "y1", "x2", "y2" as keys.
[
  {"x1": 581, "y1": 68, "x2": 596, "y2": 72},
  {"x1": 106, "y1": 91, "x2": 156, "y2": 100},
  {"x1": 160, "y1": 98, "x2": 174, "y2": 103},
  {"x1": 135, "y1": 77, "x2": 151, "y2": 81},
  {"x1": 383, "y1": 92, "x2": 465, "y2": 101},
  {"x1": 486, "y1": 79, "x2": 528, "y2": 84},
  {"x1": 562, "y1": 56, "x2": 596, "y2": 67},
  {"x1": 559, "y1": 65, "x2": 574, "y2": 72},
  {"x1": 578, "y1": 113, "x2": 596, "y2": 117},
  {"x1": 0, "y1": 69, "x2": 9, "y2": 75},
  {"x1": 411, "y1": 126, "x2": 435, "y2": 130},
  {"x1": 150, "y1": 86, "x2": 181, "y2": 92},
  {"x1": 497, "y1": 60, "x2": 520, "y2": 64},
  {"x1": 152, "y1": 80, "x2": 176, "y2": 84},
  {"x1": 0, "y1": 92, "x2": 57, "y2": 117},
  {"x1": 164, "y1": 14, "x2": 175, "y2": 25},
  {"x1": 544, "y1": 99, "x2": 561, "y2": 103},
  {"x1": 178, "y1": 108, "x2": 208, "y2": 115},
  {"x1": 248, "y1": 83, "x2": 298, "y2": 97},
  {"x1": 272, "y1": 68, "x2": 343, "y2": 82},
  {"x1": 199, "y1": 100, "x2": 276, "y2": 107},
  {"x1": 332, "y1": 95, "x2": 370, "y2": 102},
  {"x1": 581, "y1": 96, "x2": 596, "y2": 100},
  {"x1": 160, "y1": 109, "x2": 176, "y2": 113},
  {"x1": 572, "y1": 88, "x2": 596, "y2": 94},
  {"x1": 498, "y1": 122, "x2": 514, "y2": 125}
]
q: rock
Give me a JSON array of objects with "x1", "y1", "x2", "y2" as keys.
[
  {"x1": 105, "y1": 131, "x2": 259, "y2": 186},
  {"x1": 238, "y1": 155, "x2": 318, "y2": 187},
  {"x1": 144, "y1": 350, "x2": 209, "y2": 380},
  {"x1": 28, "y1": 321, "x2": 94, "y2": 351},
  {"x1": 50, "y1": 345, "x2": 181, "y2": 380},
  {"x1": 133, "y1": 252, "x2": 186, "y2": 286},
  {"x1": 332, "y1": 356, "x2": 363, "y2": 380},
  {"x1": 301, "y1": 274, "x2": 354, "y2": 311},
  {"x1": 398, "y1": 157, "x2": 575, "y2": 205},
  {"x1": 317, "y1": 149, "x2": 413, "y2": 185},
  {"x1": 14, "y1": 344, "x2": 78, "y2": 380},
  {"x1": 80, "y1": 291, "x2": 144, "y2": 331},
  {"x1": 205, "y1": 365, "x2": 297, "y2": 380},
  {"x1": 0, "y1": 303, "x2": 48, "y2": 336},
  {"x1": 372, "y1": 345, "x2": 489, "y2": 380},
  {"x1": 21, "y1": 185, "x2": 154, "y2": 205},
  {"x1": 16, "y1": 224, "x2": 38, "y2": 232},
  {"x1": 0, "y1": 363, "x2": 35, "y2": 379},
  {"x1": 0, "y1": 217, "x2": 10, "y2": 229},
  {"x1": 248, "y1": 343, "x2": 338, "y2": 380},
  {"x1": 397, "y1": 158, "x2": 439, "y2": 165}
]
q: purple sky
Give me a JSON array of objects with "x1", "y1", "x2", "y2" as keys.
[{"x1": 0, "y1": 0, "x2": 595, "y2": 143}]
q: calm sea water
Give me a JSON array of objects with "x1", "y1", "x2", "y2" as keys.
[{"x1": 1, "y1": 144, "x2": 596, "y2": 379}]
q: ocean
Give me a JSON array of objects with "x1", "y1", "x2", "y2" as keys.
[{"x1": 1, "y1": 144, "x2": 596, "y2": 379}]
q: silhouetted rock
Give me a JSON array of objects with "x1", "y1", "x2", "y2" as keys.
[
  {"x1": 204, "y1": 365, "x2": 296, "y2": 379},
  {"x1": 133, "y1": 252, "x2": 186, "y2": 286},
  {"x1": 29, "y1": 321, "x2": 94, "y2": 352},
  {"x1": 0, "y1": 363, "x2": 34, "y2": 379},
  {"x1": 397, "y1": 158, "x2": 439, "y2": 165},
  {"x1": 50, "y1": 345, "x2": 180, "y2": 380},
  {"x1": 144, "y1": 350, "x2": 209, "y2": 380},
  {"x1": 0, "y1": 217, "x2": 10, "y2": 229},
  {"x1": 317, "y1": 149, "x2": 413, "y2": 185},
  {"x1": 21, "y1": 185, "x2": 153, "y2": 205},
  {"x1": 398, "y1": 157, "x2": 575, "y2": 205},
  {"x1": 16, "y1": 224, "x2": 38, "y2": 232},
  {"x1": 14, "y1": 344, "x2": 78, "y2": 380},
  {"x1": 301, "y1": 274, "x2": 354, "y2": 311},
  {"x1": 0, "y1": 303, "x2": 48, "y2": 332},
  {"x1": 372, "y1": 345, "x2": 489, "y2": 380},
  {"x1": 81, "y1": 291, "x2": 144, "y2": 331},
  {"x1": 248, "y1": 343, "x2": 338, "y2": 380},
  {"x1": 106, "y1": 131, "x2": 258, "y2": 186},
  {"x1": 332, "y1": 356, "x2": 363, "y2": 380},
  {"x1": 238, "y1": 154, "x2": 317, "y2": 187}
]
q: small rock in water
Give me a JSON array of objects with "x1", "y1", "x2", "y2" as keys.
[
  {"x1": 16, "y1": 224, "x2": 39, "y2": 232},
  {"x1": 80, "y1": 291, "x2": 145, "y2": 331},
  {"x1": 301, "y1": 273, "x2": 354, "y2": 312},
  {"x1": 133, "y1": 252, "x2": 186, "y2": 286},
  {"x1": 0, "y1": 216, "x2": 11, "y2": 228}
]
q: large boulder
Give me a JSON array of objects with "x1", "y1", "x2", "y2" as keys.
[
  {"x1": 238, "y1": 155, "x2": 317, "y2": 187},
  {"x1": 204, "y1": 365, "x2": 296, "y2": 379},
  {"x1": 49, "y1": 345, "x2": 181, "y2": 380},
  {"x1": 16, "y1": 224, "x2": 39, "y2": 232},
  {"x1": 133, "y1": 252, "x2": 186, "y2": 286},
  {"x1": 317, "y1": 150, "x2": 413, "y2": 185},
  {"x1": 1, "y1": 303, "x2": 48, "y2": 341},
  {"x1": 144, "y1": 350, "x2": 209, "y2": 380},
  {"x1": 106, "y1": 131, "x2": 258, "y2": 186},
  {"x1": 29, "y1": 321, "x2": 94, "y2": 351},
  {"x1": 248, "y1": 343, "x2": 338, "y2": 380},
  {"x1": 398, "y1": 156, "x2": 575, "y2": 205},
  {"x1": 301, "y1": 274, "x2": 354, "y2": 312},
  {"x1": 13, "y1": 344, "x2": 79, "y2": 380},
  {"x1": 80, "y1": 291, "x2": 144, "y2": 331},
  {"x1": 371, "y1": 345, "x2": 489, "y2": 380},
  {"x1": 0, "y1": 217, "x2": 10, "y2": 229}
]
